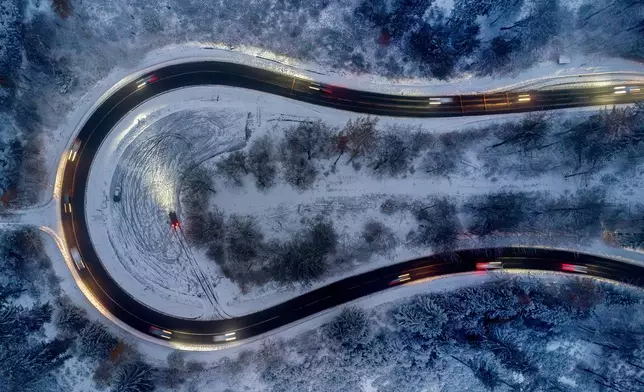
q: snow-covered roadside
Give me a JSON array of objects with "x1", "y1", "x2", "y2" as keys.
[
  {"x1": 86, "y1": 87, "x2": 249, "y2": 319},
  {"x1": 40, "y1": 42, "x2": 644, "y2": 210},
  {"x1": 82, "y1": 81, "x2": 644, "y2": 324}
]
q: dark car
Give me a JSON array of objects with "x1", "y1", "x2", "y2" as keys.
[
  {"x1": 113, "y1": 186, "x2": 121, "y2": 202},
  {"x1": 169, "y1": 211, "x2": 180, "y2": 229}
]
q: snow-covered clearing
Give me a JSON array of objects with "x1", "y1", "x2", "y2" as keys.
[{"x1": 85, "y1": 82, "x2": 644, "y2": 322}]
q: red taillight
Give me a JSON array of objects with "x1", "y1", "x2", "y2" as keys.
[
  {"x1": 561, "y1": 264, "x2": 576, "y2": 272},
  {"x1": 476, "y1": 262, "x2": 489, "y2": 270},
  {"x1": 149, "y1": 75, "x2": 158, "y2": 82}
]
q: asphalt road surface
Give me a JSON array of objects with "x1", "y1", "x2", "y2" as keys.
[{"x1": 61, "y1": 61, "x2": 644, "y2": 345}]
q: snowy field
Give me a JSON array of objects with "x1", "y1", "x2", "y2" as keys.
[{"x1": 84, "y1": 83, "x2": 644, "y2": 321}]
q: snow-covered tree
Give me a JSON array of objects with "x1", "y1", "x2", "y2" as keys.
[
  {"x1": 393, "y1": 295, "x2": 447, "y2": 340},
  {"x1": 112, "y1": 361, "x2": 156, "y2": 392},
  {"x1": 247, "y1": 135, "x2": 277, "y2": 189},
  {"x1": 78, "y1": 321, "x2": 119, "y2": 360},
  {"x1": 216, "y1": 151, "x2": 249, "y2": 186},
  {"x1": 283, "y1": 121, "x2": 334, "y2": 161},
  {"x1": 370, "y1": 133, "x2": 412, "y2": 176}
]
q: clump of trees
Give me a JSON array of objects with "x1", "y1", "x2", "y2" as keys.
[
  {"x1": 360, "y1": 220, "x2": 397, "y2": 255},
  {"x1": 409, "y1": 198, "x2": 461, "y2": 251},
  {"x1": 268, "y1": 218, "x2": 338, "y2": 288},
  {"x1": 247, "y1": 276, "x2": 642, "y2": 391},
  {"x1": 216, "y1": 151, "x2": 248, "y2": 186}
]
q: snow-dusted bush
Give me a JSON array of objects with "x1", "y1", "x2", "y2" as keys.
[{"x1": 360, "y1": 220, "x2": 397, "y2": 255}]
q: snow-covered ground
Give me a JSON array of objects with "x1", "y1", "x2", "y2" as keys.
[
  {"x1": 35, "y1": 44, "x2": 644, "y2": 209},
  {"x1": 83, "y1": 81, "x2": 644, "y2": 322}
]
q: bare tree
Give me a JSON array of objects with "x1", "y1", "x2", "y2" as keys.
[
  {"x1": 216, "y1": 151, "x2": 248, "y2": 186},
  {"x1": 344, "y1": 116, "x2": 379, "y2": 163},
  {"x1": 283, "y1": 121, "x2": 334, "y2": 160},
  {"x1": 181, "y1": 166, "x2": 216, "y2": 212},
  {"x1": 361, "y1": 220, "x2": 397, "y2": 254},
  {"x1": 411, "y1": 198, "x2": 461, "y2": 251},
  {"x1": 490, "y1": 113, "x2": 550, "y2": 152},
  {"x1": 247, "y1": 135, "x2": 277, "y2": 189},
  {"x1": 112, "y1": 361, "x2": 155, "y2": 392},
  {"x1": 225, "y1": 214, "x2": 264, "y2": 265},
  {"x1": 370, "y1": 133, "x2": 412, "y2": 176},
  {"x1": 464, "y1": 191, "x2": 534, "y2": 236},
  {"x1": 185, "y1": 208, "x2": 225, "y2": 247},
  {"x1": 282, "y1": 152, "x2": 318, "y2": 190}
]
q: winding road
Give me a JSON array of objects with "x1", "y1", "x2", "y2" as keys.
[{"x1": 61, "y1": 61, "x2": 644, "y2": 345}]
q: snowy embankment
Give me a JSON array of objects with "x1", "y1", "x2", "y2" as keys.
[{"x1": 85, "y1": 79, "x2": 644, "y2": 323}]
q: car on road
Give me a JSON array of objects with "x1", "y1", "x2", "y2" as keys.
[
  {"x1": 113, "y1": 186, "x2": 121, "y2": 202},
  {"x1": 389, "y1": 273, "x2": 411, "y2": 285},
  {"x1": 63, "y1": 190, "x2": 72, "y2": 213},
  {"x1": 561, "y1": 263, "x2": 588, "y2": 274},
  {"x1": 429, "y1": 97, "x2": 453, "y2": 105},
  {"x1": 614, "y1": 85, "x2": 641, "y2": 94},
  {"x1": 70, "y1": 247, "x2": 85, "y2": 271},
  {"x1": 517, "y1": 94, "x2": 531, "y2": 102},
  {"x1": 149, "y1": 325, "x2": 173, "y2": 340},
  {"x1": 68, "y1": 139, "x2": 81, "y2": 162},
  {"x1": 136, "y1": 74, "x2": 158, "y2": 89},
  {"x1": 214, "y1": 332, "x2": 237, "y2": 342},
  {"x1": 169, "y1": 211, "x2": 180, "y2": 229},
  {"x1": 309, "y1": 82, "x2": 332, "y2": 94},
  {"x1": 476, "y1": 261, "x2": 503, "y2": 270}
]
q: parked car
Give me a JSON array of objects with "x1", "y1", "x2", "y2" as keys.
[{"x1": 113, "y1": 186, "x2": 121, "y2": 202}]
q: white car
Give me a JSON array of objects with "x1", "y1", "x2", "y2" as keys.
[
  {"x1": 308, "y1": 82, "x2": 332, "y2": 94},
  {"x1": 214, "y1": 332, "x2": 236, "y2": 342},
  {"x1": 429, "y1": 97, "x2": 453, "y2": 105},
  {"x1": 614, "y1": 86, "x2": 641, "y2": 94},
  {"x1": 388, "y1": 273, "x2": 411, "y2": 285},
  {"x1": 63, "y1": 190, "x2": 72, "y2": 213},
  {"x1": 70, "y1": 247, "x2": 85, "y2": 271},
  {"x1": 136, "y1": 74, "x2": 158, "y2": 89},
  {"x1": 68, "y1": 139, "x2": 81, "y2": 162}
]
